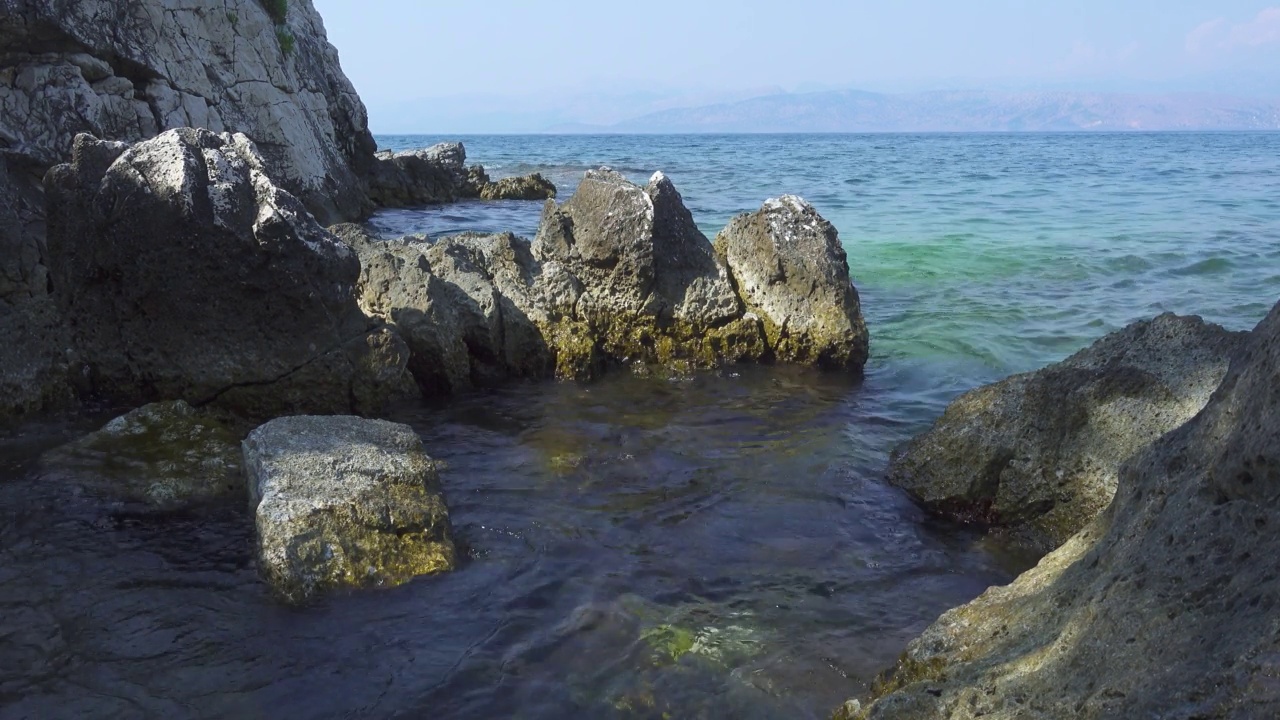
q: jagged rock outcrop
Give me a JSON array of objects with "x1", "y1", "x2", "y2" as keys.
[
  {"x1": 40, "y1": 401, "x2": 244, "y2": 509},
  {"x1": 531, "y1": 169, "x2": 770, "y2": 376},
  {"x1": 480, "y1": 172, "x2": 556, "y2": 201},
  {"x1": 714, "y1": 195, "x2": 869, "y2": 371},
  {"x1": 45, "y1": 129, "x2": 413, "y2": 418},
  {"x1": 336, "y1": 225, "x2": 554, "y2": 395},
  {"x1": 367, "y1": 142, "x2": 557, "y2": 208},
  {"x1": 0, "y1": 0, "x2": 377, "y2": 224},
  {"x1": 338, "y1": 169, "x2": 867, "y2": 392},
  {"x1": 887, "y1": 313, "x2": 1245, "y2": 551},
  {"x1": 243, "y1": 415, "x2": 456, "y2": 603},
  {"x1": 849, "y1": 298, "x2": 1280, "y2": 719}
]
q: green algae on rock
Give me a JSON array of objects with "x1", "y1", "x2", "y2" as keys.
[
  {"x1": 887, "y1": 312, "x2": 1246, "y2": 552},
  {"x1": 849, "y1": 298, "x2": 1280, "y2": 719},
  {"x1": 243, "y1": 415, "x2": 455, "y2": 603},
  {"x1": 40, "y1": 400, "x2": 244, "y2": 509}
]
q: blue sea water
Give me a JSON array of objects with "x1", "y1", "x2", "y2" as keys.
[{"x1": 3, "y1": 134, "x2": 1278, "y2": 720}]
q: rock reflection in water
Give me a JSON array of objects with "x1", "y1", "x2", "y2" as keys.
[{"x1": 0, "y1": 366, "x2": 1024, "y2": 719}]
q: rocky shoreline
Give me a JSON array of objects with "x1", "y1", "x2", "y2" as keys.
[{"x1": 3, "y1": 0, "x2": 1278, "y2": 716}]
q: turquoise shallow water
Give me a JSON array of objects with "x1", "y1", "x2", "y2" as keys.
[{"x1": 2, "y1": 134, "x2": 1278, "y2": 720}]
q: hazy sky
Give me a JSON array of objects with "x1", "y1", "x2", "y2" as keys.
[{"x1": 311, "y1": 0, "x2": 1280, "y2": 131}]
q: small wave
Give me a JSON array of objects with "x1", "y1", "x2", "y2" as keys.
[{"x1": 1168, "y1": 257, "x2": 1233, "y2": 277}]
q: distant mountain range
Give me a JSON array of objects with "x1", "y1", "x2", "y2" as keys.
[{"x1": 549, "y1": 89, "x2": 1280, "y2": 133}]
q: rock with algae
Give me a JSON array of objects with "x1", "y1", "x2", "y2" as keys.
[
  {"x1": 887, "y1": 312, "x2": 1246, "y2": 552},
  {"x1": 847, "y1": 298, "x2": 1280, "y2": 719},
  {"x1": 336, "y1": 168, "x2": 865, "y2": 396},
  {"x1": 243, "y1": 415, "x2": 456, "y2": 603},
  {"x1": 40, "y1": 400, "x2": 244, "y2": 509},
  {"x1": 714, "y1": 194, "x2": 869, "y2": 371}
]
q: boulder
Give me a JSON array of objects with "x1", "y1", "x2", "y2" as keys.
[
  {"x1": 336, "y1": 225, "x2": 554, "y2": 395},
  {"x1": 714, "y1": 195, "x2": 869, "y2": 371},
  {"x1": 44, "y1": 129, "x2": 412, "y2": 418},
  {"x1": 0, "y1": 0, "x2": 377, "y2": 224},
  {"x1": 479, "y1": 172, "x2": 557, "y2": 201},
  {"x1": 851, "y1": 298, "x2": 1280, "y2": 719},
  {"x1": 41, "y1": 401, "x2": 243, "y2": 509},
  {"x1": 367, "y1": 142, "x2": 472, "y2": 208},
  {"x1": 532, "y1": 169, "x2": 768, "y2": 376},
  {"x1": 243, "y1": 415, "x2": 456, "y2": 603},
  {"x1": 887, "y1": 313, "x2": 1246, "y2": 551}
]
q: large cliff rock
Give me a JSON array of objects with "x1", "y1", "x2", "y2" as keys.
[
  {"x1": 45, "y1": 129, "x2": 412, "y2": 418},
  {"x1": 243, "y1": 415, "x2": 456, "y2": 603},
  {"x1": 0, "y1": 0, "x2": 376, "y2": 224},
  {"x1": 849, "y1": 300, "x2": 1280, "y2": 719},
  {"x1": 887, "y1": 313, "x2": 1245, "y2": 551}
]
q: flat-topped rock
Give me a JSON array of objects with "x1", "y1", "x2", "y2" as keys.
[
  {"x1": 243, "y1": 415, "x2": 456, "y2": 603},
  {"x1": 887, "y1": 312, "x2": 1246, "y2": 551}
]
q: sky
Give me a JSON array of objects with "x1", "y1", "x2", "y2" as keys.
[{"x1": 311, "y1": 0, "x2": 1280, "y2": 132}]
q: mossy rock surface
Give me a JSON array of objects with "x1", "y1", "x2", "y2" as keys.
[
  {"x1": 41, "y1": 400, "x2": 244, "y2": 509},
  {"x1": 243, "y1": 415, "x2": 456, "y2": 604}
]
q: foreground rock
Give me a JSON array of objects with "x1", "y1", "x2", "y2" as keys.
[
  {"x1": 852, "y1": 300, "x2": 1280, "y2": 718},
  {"x1": 341, "y1": 170, "x2": 867, "y2": 391},
  {"x1": 243, "y1": 416, "x2": 456, "y2": 603},
  {"x1": 0, "y1": 0, "x2": 377, "y2": 224},
  {"x1": 715, "y1": 195, "x2": 869, "y2": 370},
  {"x1": 367, "y1": 142, "x2": 556, "y2": 208},
  {"x1": 888, "y1": 313, "x2": 1245, "y2": 550},
  {"x1": 45, "y1": 129, "x2": 413, "y2": 418},
  {"x1": 41, "y1": 401, "x2": 243, "y2": 509}
]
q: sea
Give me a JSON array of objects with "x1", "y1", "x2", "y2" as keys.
[{"x1": 2, "y1": 133, "x2": 1278, "y2": 719}]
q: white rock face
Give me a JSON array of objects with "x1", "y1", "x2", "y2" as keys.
[
  {"x1": 243, "y1": 416, "x2": 457, "y2": 603},
  {"x1": 0, "y1": 0, "x2": 376, "y2": 224}
]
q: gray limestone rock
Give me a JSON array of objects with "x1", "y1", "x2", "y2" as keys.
[
  {"x1": 0, "y1": 0, "x2": 377, "y2": 224},
  {"x1": 243, "y1": 415, "x2": 456, "y2": 604},
  {"x1": 479, "y1": 173, "x2": 557, "y2": 201},
  {"x1": 44, "y1": 130, "x2": 411, "y2": 418},
  {"x1": 714, "y1": 195, "x2": 869, "y2": 371},
  {"x1": 887, "y1": 313, "x2": 1246, "y2": 551},
  {"x1": 852, "y1": 298, "x2": 1280, "y2": 719}
]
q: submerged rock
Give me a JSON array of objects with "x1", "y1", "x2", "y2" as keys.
[
  {"x1": 715, "y1": 195, "x2": 869, "y2": 371},
  {"x1": 479, "y1": 173, "x2": 557, "y2": 201},
  {"x1": 44, "y1": 130, "x2": 412, "y2": 418},
  {"x1": 887, "y1": 313, "x2": 1245, "y2": 550},
  {"x1": 852, "y1": 300, "x2": 1280, "y2": 719},
  {"x1": 41, "y1": 401, "x2": 243, "y2": 509},
  {"x1": 243, "y1": 416, "x2": 456, "y2": 603}
]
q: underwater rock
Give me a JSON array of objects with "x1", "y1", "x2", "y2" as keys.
[
  {"x1": 887, "y1": 313, "x2": 1245, "y2": 551},
  {"x1": 852, "y1": 300, "x2": 1280, "y2": 719},
  {"x1": 44, "y1": 130, "x2": 413, "y2": 418},
  {"x1": 714, "y1": 195, "x2": 869, "y2": 371},
  {"x1": 243, "y1": 415, "x2": 456, "y2": 603},
  {"x1": 41, "y1": 400, "x2": 244, "y2": 509}
]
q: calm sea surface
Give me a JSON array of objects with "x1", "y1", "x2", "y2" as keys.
[{"x1": 3, "y1": 134, "x2": 1278, "y2": 719}]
